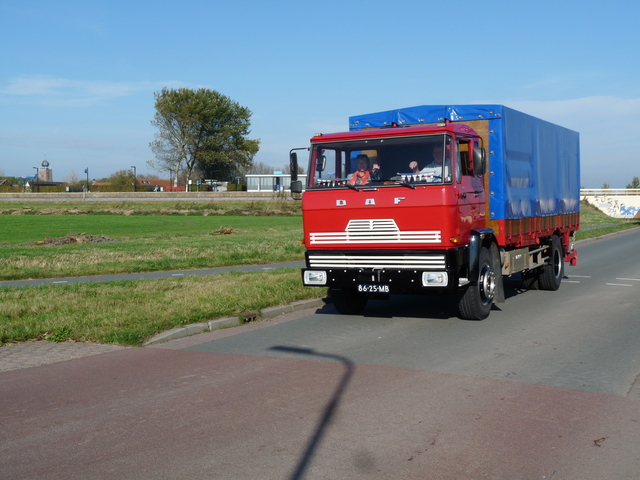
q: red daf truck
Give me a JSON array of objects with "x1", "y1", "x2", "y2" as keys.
[{"x1": 290, "y1": 105, "x2": 580, "y2": 320}]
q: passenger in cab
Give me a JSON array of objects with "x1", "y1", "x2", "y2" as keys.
[{"x1": 349, "y1": 154, "x2": 373, "y2": 185}]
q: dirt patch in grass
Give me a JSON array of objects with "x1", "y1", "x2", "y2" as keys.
[
  {"x1": 31, "y1": 233, "x2": 119, "y2": 246},
  {"x1": 210, "y1": 227, "x2": 237, "y2": 235}
]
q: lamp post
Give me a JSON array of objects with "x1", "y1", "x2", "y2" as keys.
[
  {"x1": 131, "y1": 166, "x2": 137, "y2": 192},
  {"x1": 169, "y1": 169, "x2": 174, "y2": 191},
  {"x1": 33, "y1": 166, "x2": 39, "y2": 193}
]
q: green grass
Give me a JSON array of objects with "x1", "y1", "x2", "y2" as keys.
[
  {"x1": 0, "y1": 270, "x2": 327, "y2": 346},
  {"x1": 0, "y1": 214, "x2": 300, "y2": 244},
  {"x1": 0, "y1": 215, "x2": 304, "y2": 280}
]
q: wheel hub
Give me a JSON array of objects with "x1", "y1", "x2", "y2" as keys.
[{"x1": 479, "y1": 264, "x2": 496, "y2": 304}]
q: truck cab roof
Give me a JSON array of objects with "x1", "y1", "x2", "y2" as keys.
[{"x1": 310, "y1": 123, "x2": 480, "y2": 144}]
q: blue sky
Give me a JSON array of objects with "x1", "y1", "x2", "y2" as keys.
[{"x1": 1, "y1": 0, "x2": 639, "y2": 187}]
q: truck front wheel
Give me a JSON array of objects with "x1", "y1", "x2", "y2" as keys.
[
  {"x1": 458, "y1": 247, "x2": 495, "y2": 320},
  {"x1": 539, "y1": 235, "x2": 564, "y2": 291},
  {"x1": 330, "y1": 288, "x2": 368, "y2": 315}
]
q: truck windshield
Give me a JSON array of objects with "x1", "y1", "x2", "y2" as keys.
[{"x1": 307, "y1": 134, "x2": 453, "y2": 189}]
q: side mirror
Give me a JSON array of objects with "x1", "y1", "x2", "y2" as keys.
[
  {"x1": 473, "y1": 147, "x2": 486, "y2": 176},
  {"x1": 290, "y1": 152, "x2": 298, "y2": 182},
  {"x1": 316, "y1": 155, "x2": 326, "y2": 173},
  {"x1": 290, "y1": 180, "x2": 302, "y2": 194}
]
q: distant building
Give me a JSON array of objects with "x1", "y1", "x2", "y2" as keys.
[{"x1": 246, "y1": 174, "x2": 307, "y2": 192}]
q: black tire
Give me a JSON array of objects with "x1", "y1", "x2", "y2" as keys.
[
  {"x1": 521, "y1": 269, "x2": 540, "y2": 290},
  {"x1": 458, "y1": 247, "x2": 495, "y2": 320},
  {"x1": 330, "y1": 288, "x2": 368, "y2": 315},
  {"x1": 539, "y1": 236, "x2": 564, "y2": 291}
]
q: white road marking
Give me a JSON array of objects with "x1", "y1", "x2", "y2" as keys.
[
  {"x1": 564, "y1": 280, "x2": 581, "y2": 283},
  {"x1": 606, "y1": 283, "x2": 633, "y2": 287},
  {"x1": 52, "y1": 281, "x2": 68, "y2": 284},
  {"x1": 171, "y1": 274, "x2": 184, "y2": 277},
  {"x1": 616, "y1": 278, "x2": 640, "y2": 282},
  {"x1": 568, "y1": 275, "x2": 591, "y2": 278}
]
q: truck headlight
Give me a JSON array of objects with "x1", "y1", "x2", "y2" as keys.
[
  {"x1": 304, "y1": 270, "x2": 327, "y2": 285},
  {"x1": 422, "y1": 272, "x2": 448, "y2": 287}
]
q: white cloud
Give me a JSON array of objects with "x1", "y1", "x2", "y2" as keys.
[{"x1": 0, "y1": 75, "x2": 183, "y2": 107}]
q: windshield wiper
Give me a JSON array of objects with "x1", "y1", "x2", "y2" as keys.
[
  {"x1": 393, "y1": 181, "x2": 416, "y2": 189},
  {"x1": 389, "y1": 175, "x2": 416, "y2": 189}
]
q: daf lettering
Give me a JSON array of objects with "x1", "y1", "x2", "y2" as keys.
[
  {"x1": 336, "y1": 200, "x2": 347, "y2": 207},
  {"x1": 394, "y1": 197, "x2": 406, "y2": 204},
  {"x1": 365, "y1": 198, "x2": 376, "y2": 205}
]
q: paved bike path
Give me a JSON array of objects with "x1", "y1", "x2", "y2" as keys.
[{"x1": 0, "y1": 260, "x2": 306, "y2": 288}]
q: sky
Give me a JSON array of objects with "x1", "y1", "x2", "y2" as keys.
[{"x1": 1, "y1": 0, "x2": 639, "y2": 187}]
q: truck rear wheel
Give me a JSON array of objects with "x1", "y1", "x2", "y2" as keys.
[
  {"x1": 330, "y1": 288, "x2": 368, "y2": 315},
  {"x1": 539, "y1": 235, "x2": 564, "y2": 291},
  {"x1": 458, "y1": 247, "x2": 495, "y2": 320}
]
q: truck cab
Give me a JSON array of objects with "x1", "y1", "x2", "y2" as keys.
[{"x1": 292, "y1": 123, "x2": 491, "y2": 314}]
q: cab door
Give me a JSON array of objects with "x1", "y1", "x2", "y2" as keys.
[{"x1": 454, "y1": 138, "x2": 486, "y2": 236}]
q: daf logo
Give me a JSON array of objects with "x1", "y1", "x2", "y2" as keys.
[{"x1": 336, "y1": 198, "x2": 403, "y2": 207}]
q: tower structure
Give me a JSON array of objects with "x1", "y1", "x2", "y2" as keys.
[{"x1": 38, "y1": 159, "x2": 52, "y2": 182}]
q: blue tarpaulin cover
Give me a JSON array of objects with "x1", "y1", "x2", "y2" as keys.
[{"x1": 349, "y1": 105, "x2": 580, "y2": 221}]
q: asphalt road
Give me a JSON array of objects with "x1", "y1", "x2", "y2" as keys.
[{"x1": 1, "y1": 230, "x2": 640, "y2": 479}]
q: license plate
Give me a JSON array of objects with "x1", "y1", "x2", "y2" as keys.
[{"x1": 357, "y1": 284, "x2": 390, "y2": 293}]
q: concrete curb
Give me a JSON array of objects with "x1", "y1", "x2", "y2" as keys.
[{"x1": 142, "y1": 297, "x2": 326, "y2": 346}]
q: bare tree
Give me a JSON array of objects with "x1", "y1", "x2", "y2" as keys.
[
  {"x1": 63, "y1": 171, "x2": 79, "y2": 185},
  {"x1": 249, "y1": 161, "x2": 275, "y2": 174}
]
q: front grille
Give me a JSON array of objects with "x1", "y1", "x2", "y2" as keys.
[
  {"x1": 309, "y1": 219, "x2": 441, "y2": 245},
  {"x1": 308, "y1": 254, "x2": 446, "y2": 270}
]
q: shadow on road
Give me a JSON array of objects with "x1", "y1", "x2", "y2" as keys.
[{"x1": 269, "y1": 346, "x2": 354, "y2": 480}]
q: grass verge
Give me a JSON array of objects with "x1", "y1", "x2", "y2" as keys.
[
  {"x1": 575, "y1": 201, "x2": 640, "y2": 240},
  {"x1": 0, "y1": 269, "x2": 327, "y2": 346}
]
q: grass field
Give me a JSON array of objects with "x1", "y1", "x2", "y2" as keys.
[
  {"x1": 1, "y1": 199, "x2": 638, "y2": 346},
  {"x1": 0, "y1": 215, "x2": 304, "y2": 280}
]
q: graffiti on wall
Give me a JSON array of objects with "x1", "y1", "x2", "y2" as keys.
[{"x1": 583, "y1": 195, "x2": 640, "y2": 219}]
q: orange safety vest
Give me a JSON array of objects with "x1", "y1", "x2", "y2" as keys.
[{"x1": 349, "y1": 170, "x2": 370, "y2": 185}]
